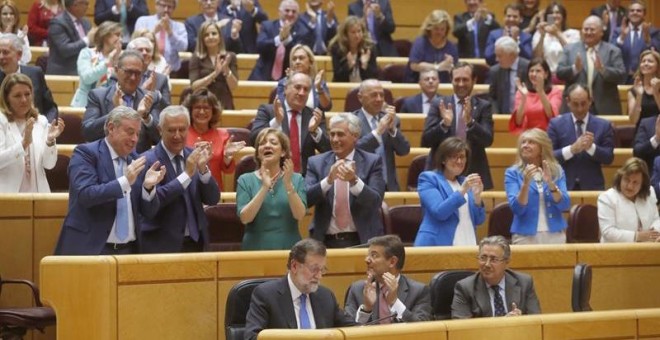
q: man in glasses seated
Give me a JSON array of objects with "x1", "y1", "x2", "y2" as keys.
[{"x1": 451, "y1": 235, "x2": 541, "y2": 318}]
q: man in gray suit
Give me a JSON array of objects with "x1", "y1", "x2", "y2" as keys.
[
  {"x1": 344, "y1": 235, "x2": 431, "y2": 324},
  {"x1": 354, "y1": 79, "x2": 410, "y2": 191},
  {"x1": 451, "y1": 235, "x2": 541, "y2": 319},
  {"x1": 47, "y1": 0, "x2": 91, "y2": 75},
  {"x1": 556, "y1": 15, "x2": 626, "y2": 115},
  {"x1": 488, "y1": 36, "x2": 529, "y2": 115}
]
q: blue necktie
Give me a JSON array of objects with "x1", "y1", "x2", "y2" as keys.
[
  {"x1": 123, "y1": 94, "x2": 134, "y2": 108},
  {"x1": 491, "y1": 285, "x2": 506, "y2": 316},
  {"x1": 473, "y1": 20, "x2": 480, "y2": 57},
  {"x1": 313, "y1": 11, "x2": 326, "y2": 55},
  {"x1": 115, "y1": 157, "x2": 129, "y2": 241},
  {"x1": 367, "y1": 11, "x2": 377, "y2": 44},
  {"x1": 371, "y1": 116, "x2": 388, "y2": 185},
  {"x1": 299, "y1": 294, "x2": 311, "y2": 329},
  {"x1": 175, "y1": 155, "x2": 199, "y2": 242}
]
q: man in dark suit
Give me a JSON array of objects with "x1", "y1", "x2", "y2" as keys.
[
  {"x1": 305, "y1": 113, "x2": 386, "y2": 248},
  {"x1": 484, "y1": 3, "x2": 532, "y2": 66},
  {"x1": 125, "y1": 37, "x2": 171, "y2": 109},
  {"x1": 250, "y1": 72, "x2": 330, "y2": 175},
  {"x1": 556, "y1": 16, "x2": 626, "y2": 115},
  {"x1": 548, "y1": 84, "x2": 615, "y2": 191},
  {"x1": 47, "y1": 0, "x2": 92, "y2": 75},
  {"x1": 400, "y1": 69, "x2": 441, "y2": 115},
  {"x1": 83, "y1": 50, "x2": 162, "y2": 153},
  {"x1": 354, "y1": 79, "x2": 410, "y2": 191},
  {"x1": 54, "y1": 106, "x2": 166, "y2": 255},
  {"x1": 452, "y1": 236, "x2": 541, "y2": 318},
  {"x1": 590, "y1": 0, "x2": 626, "y2": 42},
  {"x1": 633, "y1": 115, "x2": 660, "y2": 174},
  {"x1": 220, "y1": 0, "x2": 269, "y2": 54},
  {"x1": 0, "y1": 34, "x2": 58, "y2": 122},
  {"x1": 300, "y1": 0, "x2": 337, "y2": 55},
  {"x1": 94, "y1": 0, "x2": 149, "y2": 45},
  {"x1": 348, "y1": 0, "x2": 396, "y2": 57},
  {"x1": 344, "y1": 235, "x2": 431, "y2": 324},
  {"x1": 244, "y1": 238, "x2": 355, "y2": 340},
  {"x1": 184, "y1": 0, "x2": 242, "y2": 53},
  {"x1": 139, "y1": 105, "x2": 220, "y2": 253},
  {"x1": 488, "y1": 36, "x2": 529, "y2": 115},
  {"x1": 248, "y1": 0, "x2": 315, "y2": 81},
  {"x1": 453, "y1": 0, "x2": 500, "y2": 59},
  {"x1": 422, "y1": 62, "x2": 494, "y2": 190}
]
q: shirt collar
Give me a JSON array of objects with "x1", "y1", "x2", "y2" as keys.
[
  {"x1": 511, "y1": 58, "x2": 519, "y2": 72},
  {"x1": 104, "y1": 138, "x2": 122, "y2": 161},
  {"x1": 287, "y1": 272, "x2": 304, "y2": 301},
  {"x1": 161, "y1": 141, "x2": 184, "y2": 161},
  {"x1": 361, "y1": 108, "x2": 380, "y2": 121},
  {"x1": 337, "y1": 149, "x2": 356, "y2": 162},
  {"x1": 571, "y1": 112, "x2": 590, "y2": 126}
]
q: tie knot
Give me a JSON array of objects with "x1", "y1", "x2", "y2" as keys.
[
  {"x1": 576, "y1": 119, "x2": 584, "y2": 126},
  {"x1": 491, "y1": 285, "x2": 500, "y2": 292},
  {"x1": 300, "y1": 293, "x2": 307, "y2": 303},
  {"x1": 290, "y1": 110, "x2": 298, "y2": 118}
]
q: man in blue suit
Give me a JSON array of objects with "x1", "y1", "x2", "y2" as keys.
[
  {"x1": 94, "y1": 0, "x2": 149, "y2": 45},
  {"x1": 347, "y1": 0, "x2": 397, "y2": 57},
  {"x1": 139, "y1": 105, "x2": 220, "y2": 253},
  {"x1": 547, "y1": 84, "x2": 615, "y2": 191},
  {"x1": 305, "y1": 113, "x2": 386, "y2": 248},
  {"x1": 54, "y1": 106, "x2": 166, "y2": 255},
  {"x1": 47, "y1": 0, "x2": 92, "y2": 75},
  {"x1": 300, "y1": 0, "x2": 337, "y2": 55},
  {"x1": 220, "y1": 0, "x2": 269, "y2": 54},
  {"x1": 184, "y1": 0, "x2": 242, "y2": 53},
  {"x1": 399, "y1": 69, "x2": 441, "y2": 115},
  {"x1": 248, "y1": 0, "x2": 315, "y2": 81},
  {"x1": 484, "y1": 4, "x2": 532, "y2": 66}
]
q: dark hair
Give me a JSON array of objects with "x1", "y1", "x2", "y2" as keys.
[
  {"x1": 543, "y1": 1, "x2": 568, "y2": 31},
  {"x1": 565, "y1": 83, "x2": 592, "y2": 101},
  {"x1": 450, "y1": 62, "x2": 475, "y2": 79},
  {"x1": 183, "y1": 88, "x2": 222, "y2": 129},
  {"x1": 504, "y1": 3, "x2": 522, "y2": 15},
  {"x1": 368, "y1": 235, "x2": 405, "y2": 270},
  {"x1": 287, "y1": 238, "x2": 326, "y2": 270},
  {"x1": 525, "y1": 58, "x2": 552, "y2": 94},
  {"x1": 612, "y1": 157, "x2": 651, "y2": 200},
  {"x1": 479, "y1": 236, "x2": 511, "y2": 260},
  {"x1": 433, "y1": 137, "x2": 471, "y2": 175}
]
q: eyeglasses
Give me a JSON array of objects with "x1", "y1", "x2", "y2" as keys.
[
  {"x1": 477, "y1": 255, "x2": 506, "y2": 264},
  {"x1": 192, "y1": 105, "x2": 213, "y2": 112},
  {"x1": 448, "y1": 154, "x2": 467, "y2": 162},
  {"x1": 302, "y1": 263, "x2": 328, "y2": 275},
  {"x1": 120, "y1": 68, "x2": 142, "y2": 78}
]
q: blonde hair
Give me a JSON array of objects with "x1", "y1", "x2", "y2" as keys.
[
  {"x1": 92, "y1": 21, "x2": 122, "y2": 51},
  {"x1": 289, "y1": 44, "x2": 317, "y2": 76},
  {"x1": 0, "y1": 73, "x2": 38, "y2": 122},
  {"x1": 328, "y1": 15, "x2": 374, "y2": 57},
  {"x1": 420, "y1": 10, "x2": 452, "y2": 38},
  {"x1": 195, "y1": 21, "x2": 227, "y2": 59},
  {"x1": 634, "y1": 50, "x2": 660, "y2": 82},
  {"x1": 514, "y1": 128, "x2": 561, "y2": 181},
  {"x1": 131, "y1": 29, "x2": 162, "y2": 63}
]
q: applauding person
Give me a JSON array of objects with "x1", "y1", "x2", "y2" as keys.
[{"x1": 329, "y1": 15, "x2": 378, "y2": 82}]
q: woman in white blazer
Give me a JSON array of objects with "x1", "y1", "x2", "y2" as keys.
[
  {"x1": 598, "y1": 157, "x2": 660, "y2": 243},
  {"x1": 0, "y1": 73, "x2": 64, "y2": 192}
]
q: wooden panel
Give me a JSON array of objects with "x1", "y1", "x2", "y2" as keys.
[
  {"x1": 0, "y1": 219, "x2": 34, "y2": 308},
  {"x1": 541, "y1": 310, "x2": 638, "y2": 340},
  {"x1": 339, "y1": 322, "x2": 448, "y2": 340},
  {"x1": 116, "y1": 253, "x2": 218, "y2": 283},
  {"x1": 444, "y1": 316, "x2": 543, "y2": 340},
  {"x1": 258, "y1": 329, "x2": 344, "y2": 340},
  {"x1": 636, "y1": 309, "x2": 660, "y2": 339}
]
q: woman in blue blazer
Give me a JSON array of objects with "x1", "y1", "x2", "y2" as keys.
[
  {"x1": 505, "y1": 128, "x2": 570, "y2": 244},
  {"x1": 414, "y1": 137, "x2": 485, "y2": 246}
]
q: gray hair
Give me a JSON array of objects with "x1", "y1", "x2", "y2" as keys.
[
  {"x1": 104, "y1": 106, "x2": 141, "y2": 135},
  {"x1": 358, "y1": 78, "x2": 381, "y2": 94},
  {"x1": 0, "y1": 33, "x2": 24, "y2": 53},
  {"x1": 478, "y1": 236, "x2": 511, "y2": 260},
  {"x1": 583, "y1": 15, "x2": 603, "y2": 29},
  {"x1": 158, "y1": 105, "x2": 190, "y2": 128},
  {"x1": 495, "y1": 36, "x2": 519, "y2": 54},
  {"x1": 127, "y1": 37, "x2": 154, "y2": 51},
  {"x1": 329, "y1": 113, "x2": 361, "y2": 136},
  {"x1": 287, "y1": 238, "x2": 326, "y2": 270},
  {"x1": 117, "y1": 50, "x2": 145, "y2": 69}
]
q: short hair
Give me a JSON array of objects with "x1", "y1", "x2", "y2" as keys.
[
  {"x1": 0, "y1": 33, "x2": 23, "y2": 53},
  {"x1": 104, "y1": 106, "x2": 141, "y2": 135},
  {"x1": 117, "y1": 50, "x2": 144, "y2": 69},
  {"x1": 0, "y1": 1, "x2": 20, "y2": 33},
  {"x1": 565, "y1": 83, "x2": 592, "y2": 100},
  {"x1": 358, "y1": 78, "x2": 381, "y2": 95},
  {"x1": 253, "y1": 128, "x2": 291, "y2": 168},
  {"x1": 183, "y1": 88, "x2": 222, "y2": 129},
  {"x1": 524, "y1": 58, "x2": 553, "y2": 94},
  {"x1": 504, "y1": 3, "x2": 522, "y2": 14},
  {"x1": 420, "y1": 10, "x2": 452, "y2": 38},
  {"x1": 433, "y1": 137, "x2": 471, "y2": 174},
  {"x1": 92, "y1": 21, "x2": 122, "y2": 50},
  {"x1": 419, "y1": 69, "x2": 439, "y2": 80},
  {"x1": 479, "y1": 236, "x2": 511, "y2": 260},
  {"x1": 287, "y1": 238, "x2": 326, "y2": 270},
  {"x1": 630, "y1": 0, "x2": 646, "y2": 12},
  {"x1": 131, "y1": 29, "x2": 161, "y2": 63},
  {"x1": 583, "y1": 15, "x2": 603, "y2": 30},
  {"x1": 195, "y1": 21, "x2": 227, "y2": 59},
  {"x1": 0, "y1": 73, "x2": 38, "y2": 122},
  {"x1": 329, "y1": 113, "x2": 361, "y2": 136},
  {"x1": 543, "y1": 2, "x2": 568, "y2": 31},
  {"x1": 612, "y1": 157, "x2": 651, "y2": 199},
  {"x1": 451, "y1": 62, "x2": 475, "y2": 79},
  {"x1": 127, "y1": 37, "x2": 154, "y2": 52},
  {"x1": 158, "y1": 105, "x2": 190, "y2": 128},
  {"x1": 368, "y1": 235, "x2": 405, "y2": 270},
  {"x1": 494, "y1": 36, "x2": 519, "y2": 55},
  {"x1": 285, "y1": 71, "x2": 312, "y2": 89},
  {"x1": 289, "y1": 44, "x2": 316, "y2": 76},
  {"x1": 279, "y1": 0, "x2": 298, "y2": 11}
]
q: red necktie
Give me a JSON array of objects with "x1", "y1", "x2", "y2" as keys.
[
  {"x1": 289, "y1": 110, "x2": 301, "y2": 172},
  {"x1": 271, "y1": 43, "x2": 285, "y2": 80},
  {"x1": 158, "y1": 29, "x2": 166, "y2": 55},
  {"x1": 334, "y1": 178, "x2": 350, "y2": 229},
  {"x1": 378, "y1": 286, "x2": 392, "y2": 324}
]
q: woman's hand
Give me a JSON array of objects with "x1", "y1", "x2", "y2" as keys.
[
  {"x1": 314, "y1": 69, "x2": 325, "y2": 91},
  {"x1": 636, "y1": 229, "x2": 660, "y2": 242},
  {"x1": 22, "y1": 118, "x2": 35, "y2": 149},
  {"x1": 259, "y1": 164, "x2": 272, "y2": 189},
  {"x1": 346, "y1": 51, "x2": 356, "y2": 69},
  {"x1": 360, "y1": 48, "x2": 371, "y2": 68},
  {"x1": 522, "y1": 164, "x2": 538, "y2": 185},
  {"x1": 633, "y1": 76, "x2": 644, "y2": 96},
  {"x1": 515, "y1": 78, "x2": 528, "y2": 97},
  {"x1": 223, "y1": 135, "x2": 246, "y2": 160},
  {"x1": 282, "y1": 158, "x2": 294, "y2": 186},
  {"x1": 47, "y1": 117, "x2": 66, "y2": 142}
]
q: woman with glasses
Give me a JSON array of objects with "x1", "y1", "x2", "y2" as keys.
[
  {"x1": 236, "y1": 128, "x2": 306, "y2": 250},
  {"x1": 183, "y1": 88, "x2": 244, "y2": 190},
  {"x1": 505, "y1": 128, "x2": 569, "y2": 244},
  {"x1": 414, "y1": 137, "x2": 485, "y2": 246}
]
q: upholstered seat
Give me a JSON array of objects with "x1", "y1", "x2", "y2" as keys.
[
  {"x1": 0, "y1": 275, "x2": 56, "y2": 340},
  {"x1": 429, "y1": 270, "x2": 474, "y2": 320}
]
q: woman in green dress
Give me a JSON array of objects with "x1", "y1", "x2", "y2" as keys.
[{"x1": 236, "y1": 128, "x2": 307, "y2": 250}]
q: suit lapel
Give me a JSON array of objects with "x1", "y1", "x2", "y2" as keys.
[
  {"x1": 397, "y1": 275, "x2": 410, "y2": 304},
  {"x1": 98, "y1": 140, "x2": 117, "y2": 182},
  {"x1": 475, "y1": 277, "x2": 492, "y2": 317},
  {"x1": 277, "y1": 278, "x2": 298, "y2": 329},
  {"x1": 504, "y1": 271, "x2": 521, "y2": 311},
  {"x1": 300, "y1": 107, "x2": 311, "y2": 143},
  {"x1": 323, "y1": 153, "x2": 336, "y2": 202}
]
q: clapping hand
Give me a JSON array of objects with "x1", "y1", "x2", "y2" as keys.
[
  {"x1": 143, "y1": 161, "x2": 167, "y2": 191},
  {"x1": 273, "y1": 97, "x2": 285, "y2": 124},
  {"x1": 259, "y1": 163, "x2": 272, "y2": 189},
  {"x1": 515, "y1": 78, "x2": 528, "y2": 96},
  {"x1": 137, "y1": 92, "x2": 154, "y2": 120},
  {"x1": 22, "y1": 118, "x2": 35, "y2": 149},
  {"x1": 282, "y1": 158, "x2": 294, "y2": 185},
  {"x1": 574, "y1": 54, "x2": 584, "y2": 73},
  {"x1": 125, "y1": 156, "x2": 147, "y2": 185},
  {"x1": 47, "y1": 118, "x2": 66, "y2": 142},
  {"x1": 223, "y1": 135, "x2": 247, "y2": 160},
  {"x1": 360, "y1": 48, "x2": 371, "y2": 68},
  {"x1": 507, "y1": 302, "x2": 522, "y2": 316},
  {"x1": 308, "y1": 108, "x2": 323, "y2": 134}
]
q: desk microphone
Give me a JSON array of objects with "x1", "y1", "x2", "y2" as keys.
[{"x1": 361, "y1": 313, "x2": 398, "y2": 326}]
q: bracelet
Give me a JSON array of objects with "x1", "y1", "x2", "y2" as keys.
[{"x1": 46, "y1": 139, "x2": 55, "y2": 146}]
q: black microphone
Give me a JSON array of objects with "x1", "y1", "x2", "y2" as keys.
[{"x1": 361, "y1": 312, "x2": 398, "y2": 326}]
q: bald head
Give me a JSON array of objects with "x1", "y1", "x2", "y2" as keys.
[{"x1": 581, "y1": 15, "x2": 604, "y2": 47}]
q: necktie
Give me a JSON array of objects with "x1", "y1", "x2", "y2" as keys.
[
  {"x1": 631, "y1": 28, "x2": 641, "y2": 70},
  {"x1": 473, "y1": 19, "x2": 480, "y2": 57},
  {"x1": 586, "y1": 47, "x2": 595, "y2": 94},
  {"x1": 576, "y1": 119, "x2": 584, "y2": 138},
  {"x1": 119, "y1": 1, "x2": 129, "y2": 40},
  {"x1": 115, "y1": 157, "x2": 129, "y2": 241},
  {"x1": 491, "y1": 285, "x2": 506, "y2": 316},
  {"x1": 299, "y1": 294, "x2": 311, "y2": 329},
  {"x1": 334, "y1": 178, "x2": 350, "y2": 229},
  {"x1": 289, "y1": 111, "x2": 301, "y2": 172},
  {"x1": 271, "y1": 43, "x2": 286, "y2": 80},
  {"x1": 367, "y1": 11, "x2": 377, "y2": 44},
  {"x1": 313, "y1": 11, "x2": 326, "y2": 55},
  {"x1": 75, "y1": 19, "x2": 86, "y2": 41},
  {"x1": 378, "y1": 285, "x2": 392, "y2": 324},
  {"x1": 609, "y1": 10, "x2": 617, "y2": 37},
  {"x1": 502, "y1": 69, "x2": 511, "y2": 114},
  {"x1": 123, "y1": 94, "x2": 134, "y2": 108},
  {"x1": 175, "y1": 155, "x2": 200, "y2": 242},
  {"x1": 456, "y1": 99, "x2": 467, "y2": 139},
  {"x1": 370, "y1": 116, "x2": 388, "y2": 185},
  {"x1": 158, "y1": 29, "x2": 166, "y2": 55}
]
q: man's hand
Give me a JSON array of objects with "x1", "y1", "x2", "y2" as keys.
[
  {"x1": 462, "y1": 97, "x2": 473, "y2": 124},
  {"x1": 243, "y1": 0, "x2": 255, "y2": 13},
  {"x1": 125, "y1": 156, "x2": 147, "y2": 185},
  {"x1": 143, "y1": 161, "x2": 167, "y2": 190},
  {"x1": 137, "y1": 92, "x2": 154, "y2": 120},
  {"x1": 337, "y1": 160, "x2": 358, "y2": 183},
  {"x1": 113, "y1": 86, "x2": 124, "y2": 107},
  {"x1": 593, "y1": 52, "x2": 604, "y2": 72},
  {"x1": 574, "y1": 53, "x2": 584, "y2": 73},
  {"x1": 382, "y1": 272, "x2": 399, "y2": 306},
  {"x1": 376, "y1": 113, "x2": 392, "y2": 135},
  {"x1": 362, "y1": 273, "x2": 377, "y2": 311},
  {"x1": 185, "y1": 148, "x2": 200, "y2": 177},
  {"x1": 308, "y1": 108, "x2": 323, "y2": 134},
  {"x1": 142, "y1": 70, "x2": 157, "y2": 92},
  {"x1": 196, "y1": 143, "x2": 212, "y2": 173},
  {"x1": 438, "y1": 99, "x2": 453, "y2": 127},
  {"x1": 273, "y1": 97, "x2": 285, "y2": 124},
  {"x1": 326, "y1": 0, "x2": 336, "y2": 22},
  {"x1": 506, "y1": 302, "x2": 522, "y2": 316},
  {"x1": 279, "y1": 20, "x2": 293, "y2": 41}
]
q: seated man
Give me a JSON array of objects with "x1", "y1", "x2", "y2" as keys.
[
  {"x1": 344, "y1": 235, "x2": 431, "y2": 324},
  {"x1": 244, "y1": 238, "x2": 355, "y2": 340},
  {"x1": 451, "y1": 235, "x2": 542, "y2": 318},
  {"x1": 399, "y1": 69, "x2": 441, "y2": 115}
]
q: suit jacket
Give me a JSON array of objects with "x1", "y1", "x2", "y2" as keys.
[
  {"x1": 347, "y1": 0, "x2": 397, "y2": 57},
  {"x1": 0, "y1": 66, "x2": 58, "y2": 122},
  {"x1": 93, "y1": 0, "x2": 148, "y2": 36},
  {"x1": 299, "y1": 10, "x2": 337, "y2": 55},
  {"x1": 344, "y1": 274, "x2": 432, "y2": 323},
  {"x1": 556, "y1": 41, "x2": 626, "y2": 115},
  {"x1": 139, "y1": 143, "x2": 220, "y2": 253},
  {"x1": 248, "y1": 19, "x2": 315, "y2": 80},
  {"x1": 488, "y1": 58, "x2": 529, "y2": 114},
  {"x1": 82, "y1": 84, "x2": 161, "y2": 153},
  {"x1": 244, "y1": 276, "x2": 355, "y2": 340},
  {"x1": 219, "y1": 0, "x2": 268, "y2": 53},
  {"x1": 54, "y1": 140, "x2": 142, "y2": 255},
  {"x1": 184, "y1": 12, "x2": 242, "y2": 53},
  {"x1": 330, "y1": 43, "x2": 379, "y2": 82},
  {"x1": 421, "y1": 95, "x2": 494, "y2": 190},
  {"x1": 106, "y1": 71, "x2": 171, "y2": 110},
  {"x1": 590, "y1": 4, "x2": 627, "y2": 42},
  {"x1": 305, "y1": 149, "x2": 386, "y2": 243},
  {"x1": 453, "y1": 11, "x2": 500, "y2": 58},
  {"x1": 633, "y1": 116, "x2": 660, "y2": 173},
  {"x1": 399, "y1": 93, "x2": 441, "y2": 114},
  {"x1": 484, "y1": 29, "x2": 533, "y2": 66},
  {"x1": 46, "y1": 12, "x2": 91, "y2": 75},
  {"x1": 354, "y1": 109, "x2": 411, "y2": 191},
  {"x1": 611, "y1": 26, "x2": 660, "y2": 75},
  {"x1": 598, "y1": 187, "x2": 660, "y2": 243},
  {"x1": 651, "y1": 156, "x2": 660, "y2": 199},
  {"x1": 547, "y1": 113, "x2": 615, "y2": 190},
  {"x1": 249, "y1": 104, "x2": 330, "y2": 176},
  {"x1": 451, "y1": 270, "x2": 541, "y2": 319}
]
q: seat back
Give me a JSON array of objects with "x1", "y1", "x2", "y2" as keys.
[
  {"x1": 179, "y1": 86, "x2": 193, "y2": 105},
  {"x1": 58, "y1": 113, "x2": 85, "y2": 144},
  {"x1": 613, "y1": 124, "x2": 635, "y2": 148},
  {"x1": 225, "y1": 278, "x2": 274, "y2": 340},
  {"x1": 567, "y1": 204, "x2": 600, "y2": 243},
  {"x1": 472, "y1": 64, "x2": 490, "y2": 84},
  {"x1": 204, "y1": 203, "x2": 245, "y2": 251},
  {"x1": 233, "y1": 155, "x2": 257, "y2": 190},
  {"x1": 488, "y1": 202, "x2": 513, "y2": 240},
  {"x1": 429, "y1": 270, "x2": 474, "y2": 320},
  {"x1": 344, "y1": 87, "x2": 394, "y2": 112},
  {"x1": 572, "y1": 263, "x2": 593, "y2": 312},
  {"x1": 45, "y1": 154, "x2": 71, "y2": 192},
  {"x1": 406, "y1": 154, "x2": 427, "y2": 191},
  {"x1": 225, "y1": 127, "x2": 252, "y2": 147},
  {"x1": 268, "y1": 87, "x2": 278, "y2": 104},
  {"x1": 393, "y1": 39, "x2": 412, "y2": 57},
  {"x1": 378, "y1": 64, "x2": 406, "y2": 83},
  {"x1": 385, "y1": 205, "x2": 422, "y2": 245}
]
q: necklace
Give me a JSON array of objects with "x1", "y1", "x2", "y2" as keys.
[{"x1": 267, "y1": 170, "x2": 281, "y2": 194}]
